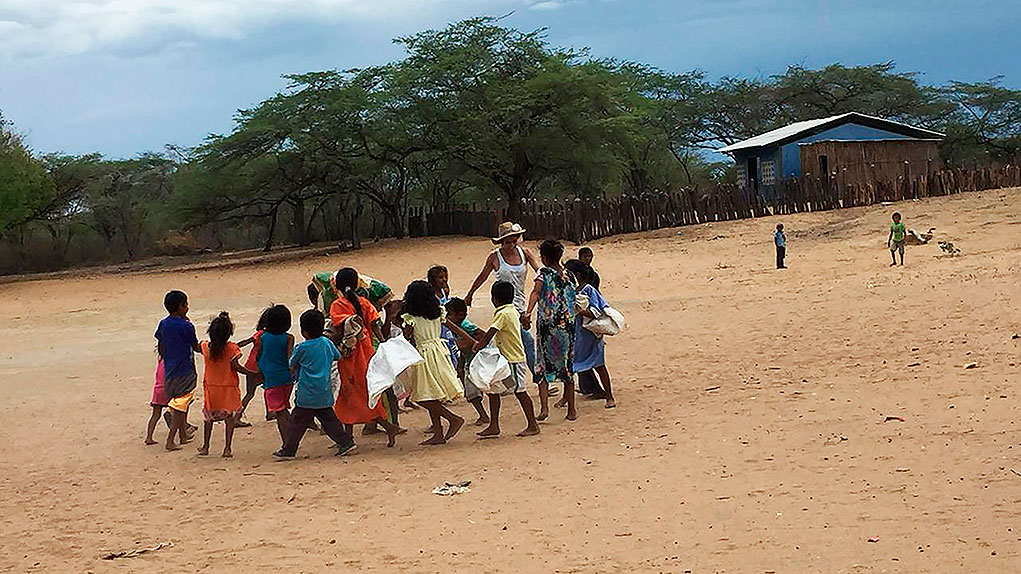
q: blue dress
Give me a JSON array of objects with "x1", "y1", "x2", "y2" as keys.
[{"x1": 573, "y1": 284, "x2": 607, "y2": 372}]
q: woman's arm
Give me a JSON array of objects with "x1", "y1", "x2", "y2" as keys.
[
  {"x1": 464, "y1": 253, "x2": 497, "y2": 306},
  {"x1": 523, "y1": 247, "x2": 541, "y2": 272}
]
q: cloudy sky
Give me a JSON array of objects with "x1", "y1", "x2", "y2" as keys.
[{"x1": 1, "y1": 0, "x2": 1018, "y2": 158}]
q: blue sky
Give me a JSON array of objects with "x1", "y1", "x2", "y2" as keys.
[{"x1": 1, "y1": 0, "x2": 1018, "y2": 158}]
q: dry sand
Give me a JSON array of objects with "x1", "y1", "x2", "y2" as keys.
[{"x1": 1, "y1": 188, "x2": 1020, "y2": 573}]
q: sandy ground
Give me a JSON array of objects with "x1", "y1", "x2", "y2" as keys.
[{"x1": 1, "y1": 188, "x2": 1020, "y2": 574}]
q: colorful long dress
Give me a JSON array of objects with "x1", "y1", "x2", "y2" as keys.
[
  {"x1": 534, "y1": 267, "x2": 577, "y2": 385},
  {"x1": 330, "y1": 296, "x2": 388, "y2": 424}
]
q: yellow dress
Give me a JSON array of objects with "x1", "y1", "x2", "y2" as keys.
[{"x1": 403, "y1": 311, "x2": 464, "y2": 402}]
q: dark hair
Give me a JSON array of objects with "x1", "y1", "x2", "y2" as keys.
[
  {"x1": 578, "y1": 247, "x2": 593, "y2": 258},
  {"x1": 539, "y1": 239, "x2": 564, "y2": 265},
  {"x1": 255, "y1": 306, "x2": 274, "y2": 331},
  {"x1": 445, "y1": 297, "x2": 468, "y2": 316},
  {"x1": 564, "y1": 259, "x2": 590, "y2": 285},
  {"x1": 300, "y1": 309, "x2": 326, "y2": 338},
  {"x1": 207, "y1": 311, "x2": 234, "y2": 361},
  {"x1": 336, "y1": 267, "x2": 365, "y2": 320},
  {"x1": 164, "y1": 290, "x2": 187, "y2": 314},
  {"x1": 893, "y1": 212, "x2": 901, "y2": 219},
  {"x1": 776, "y1": 223, "x2": 784, "y2": 230},
  {"x1": 403, "y1": 280, "x2": 442, "y2": 320},
  {"x1": 427, "y1": 265, "x2": 448, "y2": 285},
  {"x1": 265, "y1": 304, "x2": 291, "y2": 335},
  {"x1": 491, "y1": 280, "x2": 515, "y2": 306}
]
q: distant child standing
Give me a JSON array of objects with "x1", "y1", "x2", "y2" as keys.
[
  {"x1": 198, "y1": 312, "x2": 257, "y2": 457},
  {"x1": 258, "y1": 305, "x2": 295, "y2": 444},
  {"x1": 473, "y1": 281, "x2": 540, "y2": 438},
  {"x1": 274, "y1": 310, "x2": 357, "y2": 459},
  {"x1": 888, "y1": 212, "x2": 906, "y2": 266},
  {"x1": 565, "y1": 260, "x2": 615, "y2": 409},
  {"x1": 578, "y1": 247, "x2": 601, "y2": 290},
  {"x1": 444, "y1": 297, "x2": 489, "y2": 426},
  {"x1": 155, "y1": 290, "x2": 201, "y2": 451},
  {"x1": 526, "y1": 239, "x2": 577, "y2": 421},
  {"x1": 774, "y1": 223, "x2": 787, "y2": 269},
  {"x1": 401, "y1": 280, "x2": 467, "y2": 445},
  {"x1": 235, "y1": 306, "x2": 273, "y2": 427}
]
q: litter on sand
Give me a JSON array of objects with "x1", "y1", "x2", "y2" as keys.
[
  {"x1": 102, "y1": 542, "x2": 173, "y2": 560},
  {"x1": 867, "y1": 536, "x2": 880, "y2": 543},
  {"x1": 433, "y1": 480, "x2": 472, "y2": 496}
]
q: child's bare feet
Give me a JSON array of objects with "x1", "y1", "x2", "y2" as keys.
[
  {"x1": 517, "y1": 426, "x2": 540, "y2": 437},
  {"x1": 221, "y1": 450, "x2": 233, "y2": 458},
  {"x1": 605, "y1": 398, "x2": 616, "y2": 409},
  {"x1": 197, "y1": 446, "x2": 209, "y2": 456},
  {"x1": 144, "y1": 438, "x2": 158, "y2": 446},
  {"x1": 420, "y1": 434, "x2": 446, "y2": 446},
  {"x1": 565, "y1": 411, "x2": 578, "y2": 421},
  {"x1": 180, "y1": 433, "x2": 194, "y2": 445},
  {"x1": 477, "y1": 426, "x2": 500, "y2": 438},
  {"x1": 165, "y1": 443, "x2": 181, "y2": 451},
  {"x1": 235, "y1": 417, "x2": 252, "y2": 428},
  {"x1": 537, "y1": 409, "x2": 549, "y2": 421},
  {"x1": 385, "y1": 426, "x2": 399, "y2": 448},
  {"x1": 444, "y1": 416, "x2": 465, "y2": 441},
  {"x1": 554, "y1": 397, "x2": 567, "y2": 409},
  {"x1": 362, "y1": 425, "x2": 381, "y2": 435},
  {"x1": 473, "y1": 415, "x2": 491, "y2": 427}
]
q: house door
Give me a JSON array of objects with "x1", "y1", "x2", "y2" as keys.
[
  {"x1": 746, "y1": 157, "x2": 758, "y2": 189},
  {"x1": 818, "y1": 155, "x2": 829, "y2": 180}
]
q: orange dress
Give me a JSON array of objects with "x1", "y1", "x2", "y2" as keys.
[
  {"x1": 330, "y1": 296, "x2": 388, "y2": 424},
  {"x1": 201, "y1": 341, "x2": 243, "y2": 422}
]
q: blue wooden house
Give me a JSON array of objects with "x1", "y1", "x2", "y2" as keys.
[{"x1": 717, "y1": 113, "x2": 944, "y2": 189}]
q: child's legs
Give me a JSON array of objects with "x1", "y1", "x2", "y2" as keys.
[
  {"x1": 274, "y1": 409, "x2": 290, "y2": 444},
  {"x1": 280, "y1": 407, "x2": 312, "y2": 456},
  {"x1": 564, "y1": 378, "x2": 577, "y2": 420},
  {"x1": 468, "y1": 397, "x2": 488, "y2": 422},
  {"x1": 315, "y1": 409, "x2": 354, "y2": 448},
  {"x1": 595, "y1": 365, "x2": 613, "y2": 398},
  {"x1": 514, "y1": 392, "x2": 539, "y2": 433},
  {"x1": 223, "y1": 417, "x2": 236, "y2": 455},
  {"x1": 521, "y1": 327, "x2": 536, "y2": 374},
  {"x1": 487, "y1": 394, "x2": 502, "y2": 429},
  {"x1": 239, "y1": 374, "x2": 262, "y2": 414},
  {"x1": 199, "y1": 421, "x2": 213, "y2": 452},
  {"x1": 537, "y1": 381, "x2": 550, "y2": 418},
  {"x1": 419, "y1": 401, "x2": 446, "y2": 445},
  {"x1": 145, "y1": 406, "x2": 163, "y2": 443},
  {"x1": 166, "y1": 408, "x2": 187, "y2": 449}
]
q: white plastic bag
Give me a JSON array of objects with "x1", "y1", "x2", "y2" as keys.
[
  {"x1": 366, "y1": 336, "x2": 424, "y2": 408},
  {"x1": 583, "y1": 306, "x2": 627, "y2": 337},
  {"x1": 468, "y1": 347, "x2": 512, "y2": 394}
]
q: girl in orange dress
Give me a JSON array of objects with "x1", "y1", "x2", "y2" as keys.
[
  {"x1": 330, "y1": 268, "x2": 402, "y2": 447},
  {"x1": 199, "y1": 312, "x2": 257, "y2": 458}
]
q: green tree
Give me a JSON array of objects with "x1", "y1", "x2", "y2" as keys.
[{"x1": 0, "y1": 112, "x2": 55, "y2": 237}]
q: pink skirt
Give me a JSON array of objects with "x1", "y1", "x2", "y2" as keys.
[
  {"x1": 264, "y1": 384, "x2": 293, "y2": 413},
  {"x1": 151, "y1": 360, "x2": 168, "y2": 407}
]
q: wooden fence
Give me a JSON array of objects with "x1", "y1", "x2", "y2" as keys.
[{"x1": 408, "y1": 165, "x2": 1021, "y2": 244}]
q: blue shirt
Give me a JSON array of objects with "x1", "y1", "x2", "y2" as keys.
[
  {"x1": 290, "y1": 336, "x2": 341, "y2": 409},
  {"x1": 155, "y1": 315, "x2": 197, "y2": 379},
  {"x1": 258, "y1": 332, "x2": 292, "y2": 388},
  {"x1": 774, "y1": 230, "x2": 786, "y2": 248}
]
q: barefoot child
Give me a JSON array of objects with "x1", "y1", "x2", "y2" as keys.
[
  {"x1": 774, "y1": 223, "x2": 787, "y2": 269},
  {"x1": 400, "y1": 280, "x2": 467, "y2": 445},
  {"x1": 198, "y1": 312, "x2": 257, "y2": 457},
  {"x1": 258, "y1": 305, "x2": 295, "y2": 445},
  {"x1": 445, "y1": 297, "x2": 489, "y2": 426},
  {"x1": 474, "y1": 281, "x2": 540, "y2": 438},
  {"x1": 888, "y1": 212, "x2": 906, "y2": 266},
  {"x1": 526, "y1": 240, "x2": 577, "y2": 421},
  {"x1": 578, "y1": 247, "x2": 600, "y2": 290},
  {"x1": 155, "y1": 290, "x2": 201, "y2": 451},
  {"x1": 235, "y1": 306, "x2": 273, "y2": 427},
  {"x1": 274, "y1": 310, "x2": 357, "y2": 459},
  {"x1": 565, "y1": 260, "x2": 616, "y2": 409}
]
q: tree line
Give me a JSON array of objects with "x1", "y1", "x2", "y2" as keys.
[{"x1": 2, "y1": 17, "x2": 1020, "y2": 273}]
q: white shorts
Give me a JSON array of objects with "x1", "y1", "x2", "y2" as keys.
[{"x1": 489, "y1": 362, "x2": 530, "y2": 395}]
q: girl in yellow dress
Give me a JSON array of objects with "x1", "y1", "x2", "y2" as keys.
[{"x1": 400, "y1": 280, "x2": 468, "y2": 445}]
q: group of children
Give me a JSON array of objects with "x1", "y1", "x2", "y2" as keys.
[
  {"x1": 147, "y1": 232, "x2": 616, "y2": 459},
  {"x1": 772, "y1": 211, "x2": 910, "y2": 269}
]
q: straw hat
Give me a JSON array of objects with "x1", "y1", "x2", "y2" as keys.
[{"x1": 492, "y1": 221, "x2": 526, "y2": 243}]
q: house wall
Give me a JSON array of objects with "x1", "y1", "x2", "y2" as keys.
[
  {"x1": 797, "y1": 140, "x2": 940, "y2": 186},
  {"x1": 732, "y1": 148, "x2": 779, "y2": 189},
  {"x1": 779, "y1": 123, "x2": 914, "y2": 178}
]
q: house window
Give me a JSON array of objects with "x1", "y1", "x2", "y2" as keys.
[
  {"x1": 735, "y1": 164, "x2": 747, "y2": 185},
  {"x1": 761, "y1": 160, "x2": 776, "y2": 185}
]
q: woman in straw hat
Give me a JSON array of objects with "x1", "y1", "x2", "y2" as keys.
[{"x1": 464, "y1": 222, "x2": 541, "y2": 376}]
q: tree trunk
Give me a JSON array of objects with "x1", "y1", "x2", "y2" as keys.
[
  {"x1": 263, "y1": 208, "x2": 278, "y2": 252},
  {"x1": 290, "y1": 198, "x2": 308, "y2": 246}
]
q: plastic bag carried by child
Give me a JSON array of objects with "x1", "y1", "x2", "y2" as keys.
[
  {"x1": 575, "y1": 293, "x2": 627, "y2": 337},
  {"x1": 468, "y1": 347, "x2": 512, "y2": 394},
  {"x1": 366, "y1": 336, "x2": 424, "y2": 408}
]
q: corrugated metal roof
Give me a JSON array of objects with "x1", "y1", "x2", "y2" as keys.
[{"x1": 717, "y1": 112, "x2": 945, "y2": 154}]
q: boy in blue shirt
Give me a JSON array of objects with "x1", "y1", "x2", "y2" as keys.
[
  {"x1": 274, "y1": 309, "x2": 357, "y2": 459},
  {"x1": 774, "y1": 223, "x2": 787, "y2": 269},
  {"x1": 155, "y1": 290, "x2": 201, "y2": 451},
  {"x1": 445, "y1": 297, "x2": 489, "y2": 427}
]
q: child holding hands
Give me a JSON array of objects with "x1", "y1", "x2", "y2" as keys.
[{"x1": 198, "y1": 312, "x2": 258, "y2": 457}]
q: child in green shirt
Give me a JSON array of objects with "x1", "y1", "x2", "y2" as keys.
[{"x1": 888, "y1": 212, "x2": 907, "y2": 266}]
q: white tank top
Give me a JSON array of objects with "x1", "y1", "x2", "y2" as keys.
[{"x1": 495, "y1": 246, "x2": 528, "y2": 312}]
